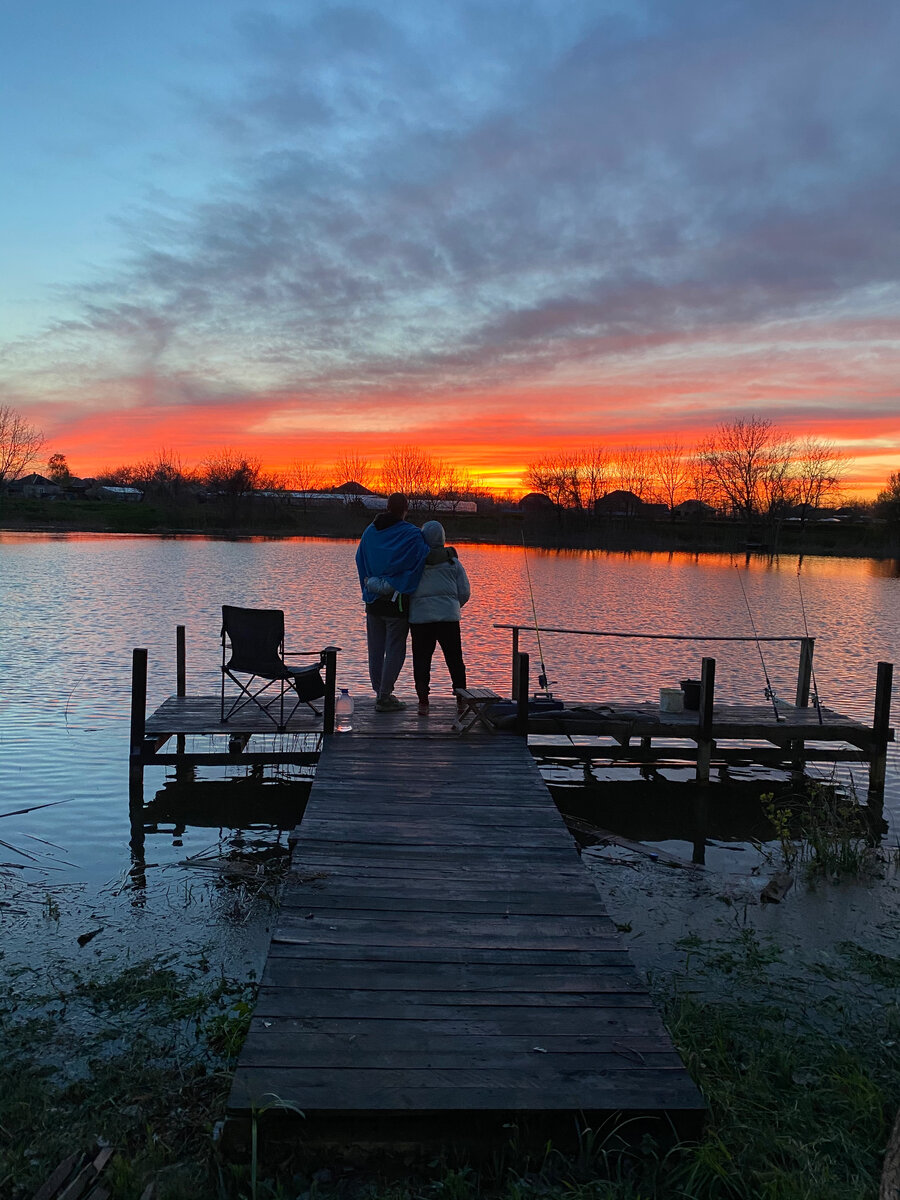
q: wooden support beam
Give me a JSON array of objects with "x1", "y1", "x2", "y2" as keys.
[
  {"x1": 129, "y1": 648, "x2": 148, "y2": 802},
  {"x1": 869, "y1": 660, "x2": 894, "y2": 805},
  {"x1": 795, "y1": 637, "x2": 814, "y2": 708},
  {"x1": 176, "y1": 625, "x2": 186, "y2": 697},
  {"x1": 696, "y1": 657, "x2": 715, "y2": 785},
  {"x1": 130, "y1": 649, "x2": 147, "y2": 765},
  {"x1": 511, "y1": 626, "x2": 520, "y2": 699},
  {"x1": 516, "y1": 652, "x2": 530, "y2": 736},
  {"x1": 147, "y1": 751, "x2": 320, "y2": 767},
  {"x1": 323, "y1": 647, "x2": 338, "y2": 736}
]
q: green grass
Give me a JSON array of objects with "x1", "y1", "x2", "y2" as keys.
[{"x1": 2, "y1": 932, "x2": 898, "y2": 1199}]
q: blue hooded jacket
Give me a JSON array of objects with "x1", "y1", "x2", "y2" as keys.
[{"x1": 356, "y1": 514, "x2": 428, "y2": 605}]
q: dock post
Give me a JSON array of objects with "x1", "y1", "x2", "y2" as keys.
[
  {"x1": 696, "y1": 656, "x2": 716, "y2": 784},
  {"x1": 795, "y1": 637, "x2": 814, "y2": 708},
  {"x1": 176, "y1": 625, "x2": 187, "y2": 759},
  {"x1": 323, "y1": 648, "x2": 338, "y2": 736},
  {"x1": 516, "y1": 652, "x2": 530, "y2": 736},
  {"x1": 176, "y1": 625, "x2": 186, "y2": 696},
  {"x1": 129, "y1": 648, "x2": 148, "y2": 800},
  {"x1": 511, "y1": 626, "x2": 520, "y2": 699},
  {"x1": 868, "y1": 661, "x2": 893, "y2": 807}
]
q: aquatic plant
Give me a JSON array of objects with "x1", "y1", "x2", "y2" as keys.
[{"x1": 760, "y1": 778, "x2": 879, "y2": 882}]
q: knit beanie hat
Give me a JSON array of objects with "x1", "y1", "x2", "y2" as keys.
[{"x1": 422, "y1": 520, "x2": 445, "y2": 547}]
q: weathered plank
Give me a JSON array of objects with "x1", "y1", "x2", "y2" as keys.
[{"x1": 226, "y1": 733, "x2": 705, "y2": 1142}]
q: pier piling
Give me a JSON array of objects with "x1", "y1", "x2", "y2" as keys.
[
  {"x1": 696, "y1": 656, "x2": 716, "y2": 785},
  {"x1": 869, "y1": 661, "x2": 894, "y2": 805}
]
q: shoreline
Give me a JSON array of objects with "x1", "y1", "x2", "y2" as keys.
[{"x1": 1, "y1": 503, "x2": 898, "y2": 562}]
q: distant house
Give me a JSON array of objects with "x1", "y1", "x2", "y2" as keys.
[
  {"x1": 97, "y1": 485, "x2": 143, "y2": 503},
  {"x1": 594, "y1": 490, "x2": 644, "y2": 518},
  {"x1": 5, "y1": 473, "x2": 61, "y2": 499},
  {"x1": 519, "y1": 492, "x2": 554, "y2": 512},
  {"x1": 64, "y1": 476, "x2": 96, "y2": 499},
  {"x1": 640, "y1": 502, "x2": 670, "y2": 520},
  {"x1": 335, "y1": 480, "x2": 375, "y2": 496},
  {"x1": 673, "y1": 499, "x2": 716, "y2": 520}
]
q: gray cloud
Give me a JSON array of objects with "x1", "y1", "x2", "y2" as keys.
[{"x1": 19, "y1": 0, "x2": 899, "y2": 415}]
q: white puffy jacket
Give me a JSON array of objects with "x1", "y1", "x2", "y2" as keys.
[{"x1": 408, "y1": 548, "x2": 471, "y2": 624}]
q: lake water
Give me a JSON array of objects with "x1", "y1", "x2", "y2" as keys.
[{"x1": 1, "y1": 533, "x2": 898, "y2": 975}]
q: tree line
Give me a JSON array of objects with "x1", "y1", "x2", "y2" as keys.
[
  {"x1": 525, "y1": 416, "x2": 854, "y2": 522},
  {"x1": 1, "y1": 403, "x2": 898, "y2": 523}
]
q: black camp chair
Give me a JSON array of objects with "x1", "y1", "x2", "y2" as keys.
[{"x1": 220, "y1": 605, "x2": 332, "y2": 731}]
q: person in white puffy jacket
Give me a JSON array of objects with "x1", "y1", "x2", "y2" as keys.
[{"x1": 408, "y1": 520, "x2": 471, "y2": 716}]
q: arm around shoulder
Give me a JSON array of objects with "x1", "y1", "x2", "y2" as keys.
[{"x1": 456, "y1": 560, "x2": 471, "y2": 606}]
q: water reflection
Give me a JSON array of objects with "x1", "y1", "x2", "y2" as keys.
[{"x1": 0, "y1": 533, "x2": 897, "y2": 898}]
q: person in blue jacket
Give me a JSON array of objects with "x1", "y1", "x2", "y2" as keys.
[{"x1": 355, "y1": 493, "x2": 428, "y2": 712}]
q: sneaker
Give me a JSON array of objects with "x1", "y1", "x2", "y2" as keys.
[
  {"x1": 417, "y1": 700, "x2": 430, "y2": 716},
  {"x1": 375, "y1": 694, "x2": 407, "y2": 712}
]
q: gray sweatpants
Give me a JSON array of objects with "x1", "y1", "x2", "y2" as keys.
[{"x1": 365, "y1": 610, "x2": 409, "y2": 699}]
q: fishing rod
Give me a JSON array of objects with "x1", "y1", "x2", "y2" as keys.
[
  {"x1": 734, "y1": 566, "x2": 782, "y2": 722},
  {"x1": 522, "y1": 534, "x2": 553, "y2": 696},
  {"x1": 796, "y1": 563, "x2": 824, "y2": 725}
]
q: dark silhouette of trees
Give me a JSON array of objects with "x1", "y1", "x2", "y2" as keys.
[
  {"x1": 201, "y1": 450, "x2": 263, "y2": 496},
  {"x1": 333, "y1": 450, "x2": 375, "y2": 492},
  {"x1": 876, "y1": 471, "x2": 900, "y2": 523},
  {"x1": 699, "y1": 416, "x2": 774, "y2": 524},
  {"x1": 47, "y1": 453, "x2": 72, "y2": 486},
  {"x1": 0, "y1": 405, "x2": 44, "y2": 488}
]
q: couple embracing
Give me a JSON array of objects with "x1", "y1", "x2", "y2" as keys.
[{"x1": 355, "y1": 492, "x2": 470, "y2": 715}]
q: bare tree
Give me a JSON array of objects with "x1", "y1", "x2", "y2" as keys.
[
  {"x1": 523, "y1": 454, "x2": 570, "y2": 507},
  {"x1": 202, "y1": 449, "x2": 262, "y2": 496},
  {"x1": 0, "y1": 405, "x2": 44, "y2": 487},
  {"x1": 133, "y1": 449, "x2": 196, "y2": 502},
  {"x1": 611, "y1": 447, "x2": 653, "y2": 500},
  {"x1": 700, "y1": 416, "x2": 775, "y2": 523},
  {"x1": 653, "y1": 440, "x2": 691, "y2": 513},
  {"x1": 523, "y1": 447, "x2": 608, "y2": 509},
  {"x1": 759, "y1": 437, "x2": 797, "y2": 519},
  {"x1": 380, "y1": 444, "x2": 433, "y2": 504},
  {"x1": 578, "y1": 446, "x2": 609, "y2": 509},
  {"x1": 291, "y1": 460, "x2": 327, "y2": 493},
  {"x1": 685, "y1": 446, "x2": 718, "y2": 508},
  {"x1": 333, "y1": 449, "x2": 375, "y2": 493},
  {"x1": 790, "y1": 437, "x2": 846, "y2": 520},
  {"x1": 96, "y1": 464, "x2": 137, "y2": 486}
]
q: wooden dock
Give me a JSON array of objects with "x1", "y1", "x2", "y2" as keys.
[
  {"x1": 125, "y1": 628, "x2": 894, "y2": 1152},
  {"x1": 222, "y1": 700, "x2": 704, "y2": 1152}
]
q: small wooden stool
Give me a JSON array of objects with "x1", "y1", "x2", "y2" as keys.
[{"x1": 452, "y1": 687, "x2": 501, "y2": 734}]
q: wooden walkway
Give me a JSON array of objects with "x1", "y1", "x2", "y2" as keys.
[{"x1": 224, "y1": 702, "x2": 704, "y2": 1151}]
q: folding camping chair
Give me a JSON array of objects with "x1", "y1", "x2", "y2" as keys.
[{"x1": 220, "y1": 605, "x2": 330, "y2": 731}]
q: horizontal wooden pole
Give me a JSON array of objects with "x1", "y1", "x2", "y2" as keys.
[
  {"x1": 495, "y1": 624, "x2": 802, "y2": 643},
  {"x1": 145, "y1": 752, "x2": 320, "y2": 766},
  {"x1": 528, "y1": 744, "x2": 869, "y2": 766}
]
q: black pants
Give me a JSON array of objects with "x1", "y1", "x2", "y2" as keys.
[{"x1": 410, "y1": 621, "x2": 466, "y2": 702}]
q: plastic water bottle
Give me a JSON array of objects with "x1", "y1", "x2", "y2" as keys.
[{"x1": 335, "y1": 688, "x2": 354, "y2": 732}]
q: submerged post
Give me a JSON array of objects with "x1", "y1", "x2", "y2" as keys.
[
  {"x1": 516, "y1": 652, "x2": 530, "y2": 736},
  {"x1": 323, "y1": 647, "x2": 338, "y2": 736},
  {"x1": 696, "y1": 656, "x2": 716, "y2": 785},
  {"x1": 795, "y1": 637, "x2": 814, "y2": 708},
  {"x1": 869, "y1": 661, "x2": 894, "y2": 805},
  {"x1": 176, "y1": 625, "x2": 186, "y2": 697},
  {"x1": 129, "y1": 648, "x2": 147, "y2": 797}
]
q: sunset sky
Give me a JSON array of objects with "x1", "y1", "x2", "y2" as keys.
[{"x1": 1, "y1": 0, "x2": 898, "y2": 494}]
